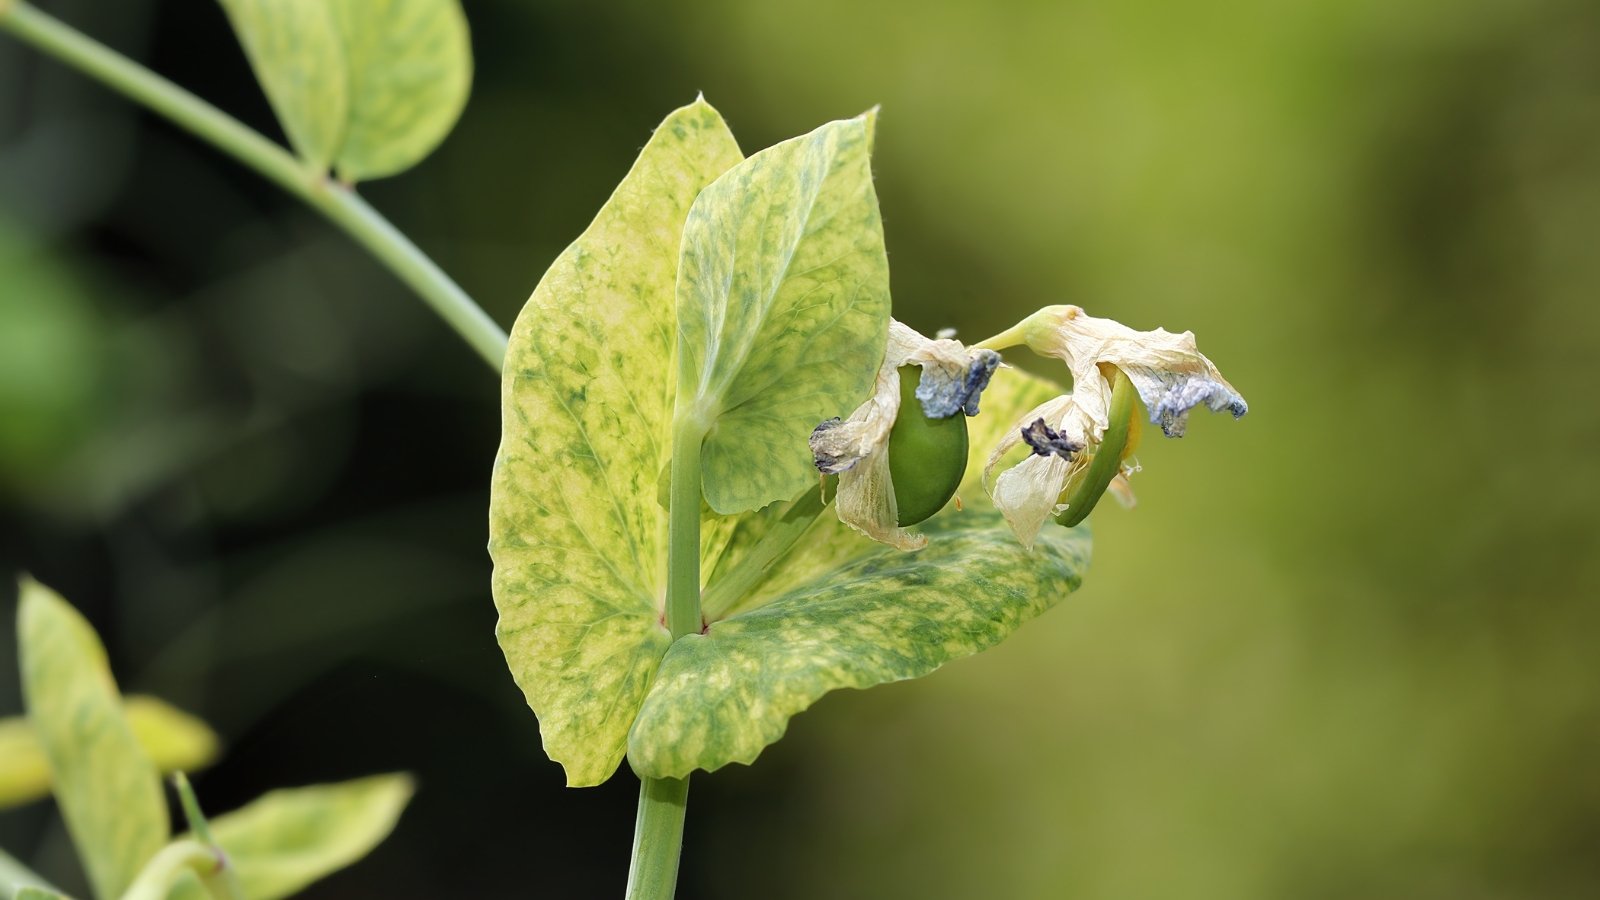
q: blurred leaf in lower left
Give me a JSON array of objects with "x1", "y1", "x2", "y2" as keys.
[
  {"x1": 165, "y1": 774, "x2": 415, "y2": 900},
  {"x1": 17, "y1": 577, "x2": 167, "y2": 900},
  {"x1": 0, "y1": 696, "x2": 219, "y2": 810}
]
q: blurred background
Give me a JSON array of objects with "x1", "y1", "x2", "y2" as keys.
[{"x1": 3, "y1": 0, "x2": 1599, "y2": 896}]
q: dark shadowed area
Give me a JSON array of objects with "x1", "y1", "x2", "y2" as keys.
[{"x1": 3, "y1": 0, "x2": 1598, "y2": 897}]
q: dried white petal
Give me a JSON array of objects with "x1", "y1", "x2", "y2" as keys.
[
  {"x1": 980, "y1": 305, "x2": 1245, "y2": 545},
  {"x1": 981, "y1": 394, "x2": 1087, "y2": 549},
  {"x1": 1024, "y1": 305, "x2": 1248, "y2": 437}
]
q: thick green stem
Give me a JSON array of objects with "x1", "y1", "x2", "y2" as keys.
[
  {"x1": 625, "y1": 415, "x2": 707, "y2": 899},
  {"x1": 625, "y1": 775, "x2": 690, "y2": 900},
  {"x1": 663, "y1": 415, "x2": 706, "y2": 639},
  {"x1": 0, "y1": 1, "x2": 508, "y2": 371}
]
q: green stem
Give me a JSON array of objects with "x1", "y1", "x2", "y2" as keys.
[
  {"x1": 663, "y1": 415, "x2": 706, "y2": 639},
  {"x1": 625, "y1": 775, "x2": 690, "y2": 900},
  {"x1": 625, "y1": 414, "x2": 706, "y2": 899},
  {"x1": 0, "y1": 1, "x2": 508, "y2": 371},
  {"x1": 173, "y1": 772, "x2": 245, "y2": 900}
]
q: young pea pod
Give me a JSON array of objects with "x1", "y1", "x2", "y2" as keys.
[
  {"x1": 1054, "y1": 365, "x2": 1136, "y2": 527},
  {"x1": 887, "y1": 365, "x2": 969, "y2": 526},
  {"x1": 810, "y1": 320, "x2": 999, "y2": 549}
]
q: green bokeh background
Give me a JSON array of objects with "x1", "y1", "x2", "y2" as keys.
[{"x1": 3, "y1": 0, "x2": 1598, "y2": 897}]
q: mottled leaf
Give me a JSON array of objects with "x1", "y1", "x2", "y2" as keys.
[
  {"x1": 216, "y1": 0, "x2": 347, "y2": 170},
  {"x1": 219, "y1": 0, "x2": 471, "y2": 180},
  {"x1": 0, "y1": 696, "x2": 219, "y2": 810},
  {"x1": 489, "y1": 99, "x2": 744, "y2": 787},
  {"x1": 628, "y1": 510, "x2": 1090, "y2": 778},
  {"x1": 17, "y1": 578, "x2": 166, "y2": 900},
  {"x1": 677, "y1": 112, "x2": 891, "y2": 514},
  {"x1": 327, "y1": 0, "x2": 473, "y2": 181},
  {"x1": 165, "y1": 775, "x2": 413, "y2": 900},
  {"x1": 629, "y1": 365, "x2": 1090, "y2": 777}
]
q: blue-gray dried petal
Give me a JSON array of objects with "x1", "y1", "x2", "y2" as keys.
[{"x1": 915, "y1": 349, "x2": 1002, "y2": 419}]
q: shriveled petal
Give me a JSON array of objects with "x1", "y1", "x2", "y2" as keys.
[
  {"x1": 809, "y1": 319, "x2": 997, "y2": 549},
  {"x1": 982, "y1": 394, "x2": 1086, "y2": 549},
  {"x1": 977, "y1": 305, "x2": 1243, "y2": 545},
  {"x1": 1019, "y1": 305, "x2": 1248, "y2": 437},
  {"x1": 835, "y1": 445, "x2": 925, "y2": 551},
  {"x1": 992, "y1": 452, "x2": 1074, "y2": 550}
]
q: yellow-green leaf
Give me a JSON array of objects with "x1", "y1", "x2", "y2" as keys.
[
  {"x1": 15, "y1": 888, "x2": 70, "y2": 900},
  {"x1": 123, "y1": 697, "x2": 221, "y2": 779},
  {"x1": 165, "y1": 775, "x2": 413, "y2": 900},
  {"x1": 677, "y1": 112, "x2": 892, "y2": 514},
  {"x1": 489, "y1": 98, "x2": 744, "y2": 787},
  {"x1": 0, "y1": 696, "x2": 219, "y2": 810},
  {"x1": 326, "y1": 0, "x2": 472, "y2": 181},
  {"x1": 628, "y1": 365, "x2": 1092, "y2": 777},
  {"x1": 17, "y1": 578, "x2": 166, "y2": 900},
  {"x1": 216, "y1": 0, "x2": 348, "y2": 171},
  {"x1": 0, "y1": 717, "x2": 51, "y2": 810},
  {"x1": 219, "y1": 0, "x2": 472, "y2": 181},
  {"x1": 627, "y1": 510, "x2": 1089, "y2": 778}
]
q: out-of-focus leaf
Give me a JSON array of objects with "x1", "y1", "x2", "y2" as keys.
[
  {"x1": 17, "y1": 578, "x2": 167, "y2": 900},
  {"x1": 0, "y1": 718, "x2": 51, "y2": 809},
  {"x1": 676, "y1": 112, "x2": 891, "y2": 514},
  {"x1": 627, "y1": 510, "x2": 1089, "y2": 778},
  {"x1": 0, "y1": 221, "x2": 106, "y2": 490},
  {"x1": 218, "y1": 0, "x2": 472, "y2": 180},
  {"x1": 0, "y1": 697, "x2": 219, "y2": 810},
  {"x1": 490, "y1": 98, "x2": 744, "y2": 787},
  {"x1": 1, "y1": 846, "x2": 64, "y2": 899},
  {"x1": 123, "y1": 698, "x2": 221, "y2": 779},
  {"x1": 216, "y1": 0, "x2": 348, "y2": 171},
  {"x1": 164, "y1": 775, "x2": 414, "y2": 900}
]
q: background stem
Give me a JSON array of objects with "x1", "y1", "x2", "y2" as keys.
[{"x1": 0, "y1": 1, "x2": 508, "y2": 371}]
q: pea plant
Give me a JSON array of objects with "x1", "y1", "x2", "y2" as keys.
[{"x1": 0, "y1": 1, "x2": 1247, "y2": 898}]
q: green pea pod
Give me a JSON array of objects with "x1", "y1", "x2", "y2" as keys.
[
  {"x1": 887, "y1": 365, "x2": 969, "y2": 526},
  {"x1": 1055, "y1": 366, "x2": 1135, "y2": 527}
]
